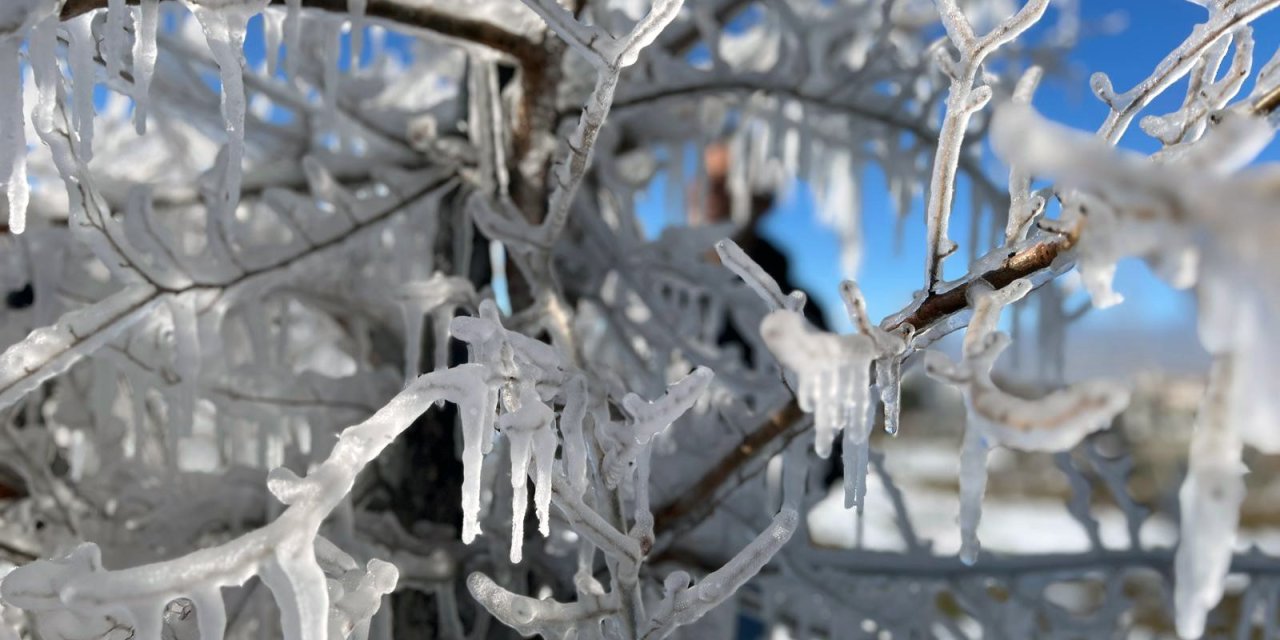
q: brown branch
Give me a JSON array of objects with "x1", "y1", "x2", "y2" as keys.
[
  {"x1": 59, "y1": 0, "x2": 544, "y2": 63},
  {"x1": 653, "y1": 401, "x2": 806, "y2": 537},
  {"x1": 887, "y1": 234, "x2": 1072, "y2": 334},
  {"x1": 653, "y1": 232, "x2": 1076, "y2": 537}
]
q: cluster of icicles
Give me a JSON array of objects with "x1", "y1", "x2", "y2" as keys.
[
  {"x1": 0, "y1": 0, "x2": 371, "y2": 233},
  {"x1": 721, "y1": 238, "x2": 1130, "y2": 566}
]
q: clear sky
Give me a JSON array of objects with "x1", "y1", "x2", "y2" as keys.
[{"x1": 636, "y1": 1, "x2": 1280, "y2": 355}]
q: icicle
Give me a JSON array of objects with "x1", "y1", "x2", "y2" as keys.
[
  {"x1": 348, "y1": 0, "x2": 367, "y2": 67},
  {"x1": 1175, "y1": 356, "x2": 1246, "y2": 639},
  {"x1": 532, "y1": 420, "x2": 556, "y2": 538},
  {"x1": 842, "y1": 427, "x2": 870, "y2": 512},
  {"x1": 29, "y1": 18, "x2": 59, "y2": 137},
  {"x1": 506, "y1": 426, "x2": 531, "y2": 564},
  {"x1": 68, "y1": 16, "x2": 97, "y2": 160},
  {"x1": 283, "y1": 0, "x2": 302, "y2": 78},
  {"x1": 924, "y1": 279, "x2": 1129, "y2": 565},
  {"x1": 166, "y1": 294, "x2": 201, "y2": 438},
  {"x1": 460, "y1": 382, "x2": 498, "y2": 545},
  {"x1": 0, "y1": 35, "x2": 28, "y2": 234},
  {"x1": 264, "y1": 8, "x2": 284, "y2": 77},
  {"x1": 132, "y1": 0, "x2": 160, "y2": 135},
  {"x1": 499, "y1": 387, "x2": 555, "y2": 563},
  {"x1": 400, "y1": 305, "x2": 424, "y2": 383},
  {"x1": 875, "y1": 356, "x2": 902, "y2": 436},
  {"x1": 106, "y1": 0, "x2": 130, "y2": 84},
  {"x1": 957, "y1": 426, "x2": 990, "y2": 565},
  {"x1": 189, "y1": 586, "x2": 228, "y2": 640},
  {"x1": 322, "y1": 21, "x2": 342, "y2": 148},
  {"x1": 560, "y1": 376, "x2": 590, "y2": 496},
  {"x1": 183, "y1": 0, "x2": 268, "y2": 216},
  {"x1": 760, "y1": 310, "x2": 876, "y2": 459}
]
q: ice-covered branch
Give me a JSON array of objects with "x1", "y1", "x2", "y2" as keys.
[
  {"x1": 1003, "y1": 66, "x2": 1045, "y2": 245},
  {"x1": 1093, "y1": 0, "x2": 1280, "y2": 144},
  {"x1": 467, "y1": 572, "x2": 619, "y2": 639},
  {"x1": 0, "y1": 286, "x2": 163, "y2": 413},
  {"x1": 604, "y1": 367, "x2": 714, "y2": 489},
  {"x1": 923, "y1": 279, "x2": 1129, "y2": 564},
  {"x1": 518, "y1": 0, "x2": 685, "y2": 250},
  {"x1": 1, "y1": 364, "x2": 494, "y2": 640},
  {"x1": 924, "y1": 0, "x2": 1048, "y2": 290},
  {"x1": 715, "y1": 239, "x2": 806, "y2": 313},
  {"x1": 641, "y1": 507, "x2": 797, "y2": 639}
]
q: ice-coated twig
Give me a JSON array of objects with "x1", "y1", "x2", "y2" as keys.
[
  {"x1": 604, "y1": 366, "x2": 714, "y2": 489},
  {"x1": 467, "y1": 571, "x2": 619, "y2": 639},
  {"x1": 924, "y1": 0, "x2": 1049, "y2": 290},
  {"x1": 1141, "y1": 27, "x2": 1252, "y2": 147},
  {"x1": 1175, "y1": 356, "x2": 1246, "y2": 640},
  {"x1": 518, "y1": 0, "x2": 611, "y2": 67},
  {"x1": 715, "y1": 239, "x2": 806, "y2": 312},
  {"x1": 0, "y1": 286, "x2": 163, "y2": 413},
  {"x1": 1003, "y1": 66, "x2": 1046, "y2": 245},
  {"x1": 1093, "y1": 0, "x2": 1280, "y2": 144},
  {"x1": 991, "y1": 102, "x2": 1274, "y2": 308},
  {"x1": 924, "y1": 279, "x2": 1129, "y2": 564},
  {"x1": 1, "y1": 364, "x2": 494, "y2": 640},
  {"x1": 514, "y1": 0, "x2": 686, "y2": 251},
  {"x1": 640, "y1": 507, "x2": 798, "y2": 639}
]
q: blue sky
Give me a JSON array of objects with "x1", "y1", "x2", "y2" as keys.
[{"x1": 636, "y1": 2, "x2": 1280, "y2": 341}]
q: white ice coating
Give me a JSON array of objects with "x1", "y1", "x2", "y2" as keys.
[
  {"x1": 166, "y1": 293, "x2": 203, "y2": 437},
  {"x1": 284, "y1": 0, "x2": 302, "y2": 77},
  {"x1": 132, "y1": 0, "x2": 161, "y2": 134},
  {"x1": 760, "y1": 310, "x2": 879, "y2": 508},
  {"x1": 924, "y1": 280, "x2": 1129, "y2": 564},
  {"x1": 0, "y1": 0, "x2": 55, "y2": 235},
  {"x1": 105, "y1": 0, "x2": 129, "y2": 84},
  {"x1": 68, "y1": 15, "x2": 97, "y2": 160},
  {"x1": 348, "y1": 0, "x2": 368, "y2": 66},
  {"x1": 0, "y1": 36, "x2": 28, "y2": 235},
  {"x1": 1175, "y1": 357, "x2": 1246, "y2": 639},
  {"x1": 715, "y1": 238, "x2": 806, "y2": 312},
  {"x1": 499, "y1": 387, "x2": 556, "y2": 563},
  {"x1": 606, "y1": 366, "x2": 714, "y2": 489},
  {"x1": 263, "y1": 7, "x2": 284, "y2": 76},
  {"x1": 397, "y1": 273, "x2": 477, "y2": 383},
  {"x1": 1, "y1": 365, "x2": 484, "y2": 640},
  {"x1": 643, "y1": 507, "x2": 799, "y2": 638},
  {"x1": 182, "y1": 0, "x2": 269, "y2": 217}
]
